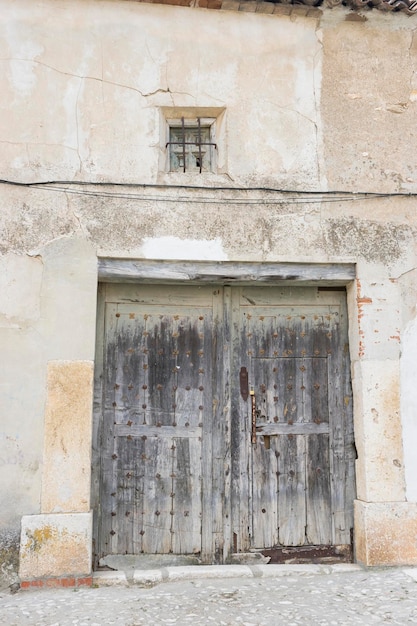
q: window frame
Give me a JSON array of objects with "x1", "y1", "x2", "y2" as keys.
[{"x1": 165, "y1": 117, "x2": 217, "y2": 174}]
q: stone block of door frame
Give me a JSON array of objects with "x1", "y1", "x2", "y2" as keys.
[
  {"x1": 19, "y1": 512, "x2": 92, "y2": 581},
  {"x1": 41, "y1": 360, "x2": 94, "y2": 514},
  {"x1": 354, "y1": 500, "x2": 417, "y2": 566}
]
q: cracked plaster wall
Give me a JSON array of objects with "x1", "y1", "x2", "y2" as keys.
[
  {"x1": 1, "y1": 0, "x2": 322, "y2": 188},
  {"x1": 2, "y1": 0, "x2": 417, "y2": 575},
  {"x1": 321, "y1": 11, "x2": 417, "y2": 193}
]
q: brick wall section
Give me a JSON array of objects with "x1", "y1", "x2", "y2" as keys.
[{"x1": 20, "y1": 576, "x2": 93, "y2": 590}]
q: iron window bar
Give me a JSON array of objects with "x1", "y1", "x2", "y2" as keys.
[{"x1": 166, "y1": 117, "x2": 217, "y2": 173}]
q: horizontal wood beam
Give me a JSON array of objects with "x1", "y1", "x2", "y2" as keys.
[
  {"x1": 115, "y1": 424, "x2": 202, "y2": 438},
  {"x1": 98, "y1": 259, "x2": 355, "y2": 285},
  {"x1": 256, "y1": 423, "x2": 330, "y2": 435}
]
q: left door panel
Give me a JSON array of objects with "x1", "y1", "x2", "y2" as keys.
[{"x1": 93, "y1": 284, "x2": 218, "y2": 562}]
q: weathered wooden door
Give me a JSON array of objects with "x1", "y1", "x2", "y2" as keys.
[
  {"x1": 231, "y1": 287, "x2": 355, "y2": 553},
  {"x1": 93, "y1": 284, "x2": 355, "y2": 563},
  {"x1": 93, "y1": 284, "x2": 223, "y2": 562}
]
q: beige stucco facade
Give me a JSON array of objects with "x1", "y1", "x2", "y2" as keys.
[{"x1": 1, "y1": 0, "x2": 417, "y2": 584}]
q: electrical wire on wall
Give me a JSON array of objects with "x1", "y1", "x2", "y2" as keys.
[{"x1": 0, "y1": 177, "x2": 414, "y2": 205}]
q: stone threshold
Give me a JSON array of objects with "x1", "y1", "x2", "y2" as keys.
[{"x1": 93, "y1": 563, "x2": 362, "y2": 587}]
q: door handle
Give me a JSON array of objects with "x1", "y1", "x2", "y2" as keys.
[
  {"x1": 250, "y1": 389, "x2": 257, "y2": 444},
  {"x1": 240, "y1": 367, "x2": 249, "y2": 401}
]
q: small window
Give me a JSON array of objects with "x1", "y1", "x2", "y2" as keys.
[{"x1": 167, "y1": 117, "x2": 216, "y2": 173}]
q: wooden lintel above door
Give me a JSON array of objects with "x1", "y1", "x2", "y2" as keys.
[{"x1": 98, "y1": 259, "x2": 355, "y2": 286}]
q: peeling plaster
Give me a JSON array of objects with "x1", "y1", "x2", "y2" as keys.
[{"x1": 142, "y1": 236, "x2": 228, "y2": 261}]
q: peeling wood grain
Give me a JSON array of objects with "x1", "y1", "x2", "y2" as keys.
[{"x1": 98, "y1": 260, "x2": 356, "y2": 285}]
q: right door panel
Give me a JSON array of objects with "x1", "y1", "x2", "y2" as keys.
[{"x1": 232, "y1": 286, "x2": 355, "y2": 552}]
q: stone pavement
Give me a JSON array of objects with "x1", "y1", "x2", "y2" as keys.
[{"x1": 1, "y1": 564, "x2": 417, "y2": 625}]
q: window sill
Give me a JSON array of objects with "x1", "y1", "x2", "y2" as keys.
[{"x1": 157, "y1": 171, "x2": 232, "y2": 188}]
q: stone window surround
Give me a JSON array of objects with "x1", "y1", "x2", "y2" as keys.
[{"x1": 159, "y1": 107, "x2": 226, "y2": 180}]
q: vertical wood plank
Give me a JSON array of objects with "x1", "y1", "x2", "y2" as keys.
[
  {"x1": 142, "y1": 436, "x2": 172, "y2": 554},
  {"x1": 92, "y1": 284, "x2": 107, "y2": 566},
  {"x1": 172, "y1": 437, "x2": 202, "y2": 554},
  {"x1": 200, "y1": 291, "x2": 216, "y2": 561},
  {"x1": 251, "y1": 437, "x2": 278, "y2": 548},
  {"x1": 218, "y1": 286, "x2": 231, "y2": 562},
  {"x1": 306, "y1": 433, "x2": 332, "y2": 544},
  {"x1": 231, "y1": 288, "x2": 251, "y2": 552},
  {"x1": 278, "y1": 434, "x2": 306, "y2": 545}
]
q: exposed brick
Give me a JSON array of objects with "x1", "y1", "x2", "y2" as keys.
[
  {"x1": 20, "y1": 576, "x2": 93, "y2": 590},
  {"x1": 76, "y1": 576, "x2": 93, "y2": 587}
]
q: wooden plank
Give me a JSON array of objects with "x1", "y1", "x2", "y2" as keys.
[
  {"x1": 200, "y1": 290, "x2": 216, "y2": 562},
  {"x1": 277, "y1": 434, "x2": 306, "y2": 545},
  {"x1": 105, "y1": 283, "x2": 215, "y2": 306},
  {"x1": 231, "y1": 287, "x2": 251, "y2": 552},
  {"x1": 99, "y1": 259, "x2": 355, "y2": 285},
  {"x1": 213, "y1": 286, "x2": 231, "y2": 562},
  {"x1": 99, "y1": 301, "x2": 122, "y2": 559},
  {"x1": 115, "y1": 425, "x2": 202, "y2": 438},
  {"x1": 240, "y1": 289, "x2": 346, "y2": 307},
  {"x1": 114, "y1": 436, "x2": 145, "y2": 555},
  {"x1": 131, "y1": 437, "x2": 145, "y2": 555},
  {"x1": 141, "y1": 436, "x2": 172, "y2": 553},
  {"x1": 329, "y1": 300, "x2": 356, "y2": 546},
  {"x1": 251, "y1": 436, "x2": 278, "y2": 548},
  {"x1": 171, "y1": 437, "x2": 202, "y2": 554},
  {"x1": 281, "y1": 357, "x2": 298, "y2": 423},
  {"x1": 306, "y1": 434, "x2": 332, "y2": 544},
  {"x1": 92, "y1": 284, "x2": 107, "y2": 565},
  {"x1": 256, "y1": 423, "x2": 329, "y2": 435}
]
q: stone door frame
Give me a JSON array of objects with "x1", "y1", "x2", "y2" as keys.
[{"x1": 19, "y1": 258, "x2": 417, "y2": 585}]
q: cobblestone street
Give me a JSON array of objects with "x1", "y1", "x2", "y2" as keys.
[{"x1": 1, "y1": 566, "x2": 417, "y2": 625}]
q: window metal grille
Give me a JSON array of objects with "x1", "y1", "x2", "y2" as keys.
[{"x1": 167, "y1": 117, "x2": 217, "y2": 173}]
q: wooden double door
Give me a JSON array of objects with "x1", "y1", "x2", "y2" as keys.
[{"x1": 93, "y1": 284, "x2": 355, "y2": 564}]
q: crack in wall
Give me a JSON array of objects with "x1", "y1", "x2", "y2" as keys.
[
  {"x1": 0, "y1": 140, "x2": 80, "y2": 151},
  {"x1": 2, "y1": 57, "x2": 174, "y2": 99}
]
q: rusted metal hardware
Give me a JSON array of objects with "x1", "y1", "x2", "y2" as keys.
[
  {"x1": 166, "y1": 117, "x2": 217, "y2": 173},
  {"x1": 250, "y1": 389, "x2": 257, "y2": 444},
  {"x1": 240, "y1": 367, "x2": 249, "y2": 401}
]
